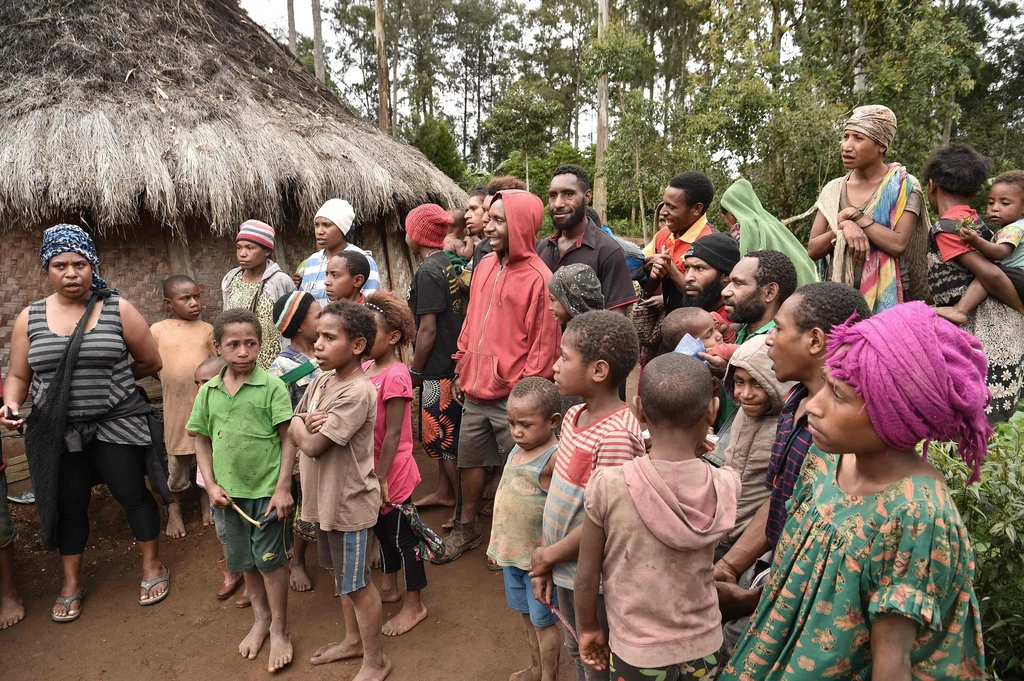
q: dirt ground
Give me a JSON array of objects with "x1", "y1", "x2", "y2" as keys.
[{"x1": 0, "y1": 447, "x2": 579, "y2": 681}]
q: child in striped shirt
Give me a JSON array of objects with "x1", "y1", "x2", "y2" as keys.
[{"x1": 530, "y1": 311, "x2": 645, "y2": 681}]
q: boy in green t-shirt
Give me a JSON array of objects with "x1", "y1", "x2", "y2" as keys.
[{"x1": 187, "y1": 309, "x2": 296, "y2": 673}]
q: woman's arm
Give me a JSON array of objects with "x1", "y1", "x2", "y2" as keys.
[
  {"x1": 574, "y1": 517, "x2": 610, "y2": 671},
  {"x1": 0, "y1": 309, "x2": 32, "y2": 428},
  {"x1": 411, "y1": 314, "x2": 437, "y2": 386},
  {"x1": 807, "y1": 211, "x2": 836, "y2": 260},
  {"x1": 858, "y1": 209, "x2": 917, "y2": 258},
  {"x1": 120, "y1": 298, "x2": 162, "y2": 379},
  {"x1": 870, "y1": 614, "x2": 917, "y2": 681}
]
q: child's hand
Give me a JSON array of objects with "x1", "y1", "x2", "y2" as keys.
[
  {"x1": 452, "y1": 376, "x2": 465, "y2": 405},
  {"x1": 207, "y1": 485, "x2": 231, "y2": 509},
  {"x1": 266, "y1": 487, "x2": 294, "y2": 521},
  {"x1": 578, "y1": 628, "x2": 610, "y2": 670},
  {"x1": 530, "y1": 574, "x2": 554, "y2": 606},
  {"x1": 379, "y1": 480, "x2": 390, "y2": 509},
  {"x1": 305, "y1": 410, "x2": 327, "y2": 434},
  {"x1": 697, "y1": 352, "x2": 729, "y2": 377},
  {"x1": 529, "y1": 546, "x2": 554, "y2": 578},
  {"x1": 713, "y1": 560, "x2": 739, "y2": 584},
  {"x1": 959, "y1": 227, "x2": 980, "y2": 245}
]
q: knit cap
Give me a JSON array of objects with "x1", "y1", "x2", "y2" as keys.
[
  {"x1": 405, "y1": 203, "x2": 453, "y2": 249},
  {"x1": 236, "y1": 220, "x2": 276, "y2": 250},
  {"x1": 316, "y1": 198, "x2": 356, "y2": 236},
  {"x1": 273, "y1": 291, "x2": 316, "y2": 339},
  {"x1": 686, "y1": 231, "x2": 741, "y2": 275}
]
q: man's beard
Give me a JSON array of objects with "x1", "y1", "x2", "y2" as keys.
[
  {"x1": 552, "y1": 201, "x2": 588, "y2": 231},
  {"x1": 729, "y1": 296, "x2": 769, "y2": 325},
  {"x1": 681, "y1": 276, "x2": 725, "y2": 312}
]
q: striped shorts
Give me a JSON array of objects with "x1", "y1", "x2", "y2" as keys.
[{"x1": 316, "y1": 526, "x2": 371, "y2": 595}]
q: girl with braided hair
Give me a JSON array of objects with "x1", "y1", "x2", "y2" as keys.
[{"x1": 721, "y1": 302, "x2": 987, "y2": 680}]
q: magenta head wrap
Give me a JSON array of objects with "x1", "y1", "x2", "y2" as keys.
[{"x1": 824, "y1": 302, "x2": 992, "y2": 483}]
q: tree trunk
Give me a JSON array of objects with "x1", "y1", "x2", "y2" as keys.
[
  {"x1": 852, "y1": 20, "x2": 867, "y2": 96},
  {"x1": 311, "y1": 0, "x2": 325, "y2": 85},
  {"x1": 593, "y1": 0, "x2": 611, "y2": 223},
  {"x1": 636, "y1": 143, "x2": 647, "y2": 242},
  {"x1": 941, "y1": 90, "x2": 956, "y2": 147},
  {"x1": 374, "y1": 0, "x2": 390, "y2": 133},
  {"x1": 390, "y1": 7, "x2": 399, "y2": 138},
  {"x1": 286, "y1": 0, "x2": 297, "y2": 57},
  {"x1": 525, "y1": 152, "x2": 530, "y2": 193}
]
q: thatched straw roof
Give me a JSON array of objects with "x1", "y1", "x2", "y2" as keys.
[{"x1": 0, "y1": 0, "x2": 464, "y2": 235}]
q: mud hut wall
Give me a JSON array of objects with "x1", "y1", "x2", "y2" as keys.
[{"x1": 0, "y1": 219, "x2": 413, "y2": 365}]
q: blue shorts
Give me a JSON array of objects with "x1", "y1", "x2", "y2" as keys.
[
  {"x1": 503, "y1": 566, "x2": 557, "y2": 628},
  {"x1": 317, "y1": 526, "x2": 372, "y2": 595}
]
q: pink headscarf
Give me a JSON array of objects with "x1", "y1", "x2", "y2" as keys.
[{"x1": 824, "y1": 302, "x2": 992, "y2": 483}]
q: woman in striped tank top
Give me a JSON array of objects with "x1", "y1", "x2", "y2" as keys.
[{"x1": 1, "y1": 225, "x2": 168, "y2": 623}]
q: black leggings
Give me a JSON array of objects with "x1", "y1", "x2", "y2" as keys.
[
  {"x1": 56, "y1": 440, "x2": 161, "y2": 556},
  {"x1": 372, "y1": 497, "x2": 427, "y2": 592}
]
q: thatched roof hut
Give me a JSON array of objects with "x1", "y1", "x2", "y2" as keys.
[{"x1": 0, "y1": 0, "x2": 465, "y2": 361}]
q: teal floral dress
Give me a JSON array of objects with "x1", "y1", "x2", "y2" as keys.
[{"x1": 721, "y1": 448, "x2": 985, "y2": 681}]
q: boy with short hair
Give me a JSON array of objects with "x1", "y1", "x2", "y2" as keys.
[
  {"x1": 151, "y1": 274, "x2": 217, "y2": 538},
  {"x1": 575, "y1": 353, "x2": 739, "y2": 680},
  {"x1": 187, "y1": 309, "x2": 295, "y2": 673},
  {"x1": 325, "y1": 250, "x2": 371, "y2": 304},
  {"x1": 530, "y1": 311, "x2": 645, "y2": 681},
  {"x1": 488, "y1": 377, "x2": 564, "y2": 681},
  {"x1": 289, "y1": 300, "x2": 389, "y2": 681}
]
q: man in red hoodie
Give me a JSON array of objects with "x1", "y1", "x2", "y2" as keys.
[{"x1": 433, "y1": 189, "x2": 562, "y2": 564}]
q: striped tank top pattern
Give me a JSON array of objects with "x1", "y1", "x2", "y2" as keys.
[{"x1": 27, "y1": 296, "x2": 150, "y2": 446}]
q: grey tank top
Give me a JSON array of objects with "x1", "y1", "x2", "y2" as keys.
[{"x1": 27, "y1": 296, "x2": 150, "y2": 446}]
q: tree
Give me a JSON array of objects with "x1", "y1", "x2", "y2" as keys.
[
  {"x1": 593, "y1": 0, "x2": 610, "y2": 221},
  {"x1": 408, "y1": 115, "x2": 466, "y2": 182},
  {"x1": 287, "y1": 0, "x2": 297, "y2": 56},
  {"x1": 374, "y1": 0, "x2": 389, "y2": 132},
  {"x1": 312, "y1": 0, "x2": 326, "y2": 84},
  {"x1": 482, "y1": 79, "x2": 564, "y2": 190}
]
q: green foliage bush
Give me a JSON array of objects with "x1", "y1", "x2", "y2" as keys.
[{"x1": 930, "y1": 410, "x2": 1024, "y2": 679}]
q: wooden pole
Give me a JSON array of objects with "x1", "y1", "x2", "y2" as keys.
[
  {"x1": 593, "y1": 0, "x2": 610, "y2": 223},
  {"x1": 374, "y1": 0, "x2": 390, "y2": 133}
]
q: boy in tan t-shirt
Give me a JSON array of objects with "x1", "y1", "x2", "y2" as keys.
[
  {"x1": 150, "y1": 275, "x2": 217, "y2": 538},
  {"x1": 289, "y1": 300, "x2": 388, "y2": 680}
]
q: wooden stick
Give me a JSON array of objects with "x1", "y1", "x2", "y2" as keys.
[{"x1": 232, "y1": 502, "x2": 266, "y2": 529}]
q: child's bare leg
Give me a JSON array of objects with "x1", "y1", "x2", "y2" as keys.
[
  {"x1": 938, "y1": 278, "x2": 993, "y2": 324},
  {"x1": 238, "y1": 570, "x2": 271, "y2": 660},
  {"x1": 511, "y1": 614, "x2": 542, "y2": 681},
  {"x1": 310, "y1": 590, "x2": 364, "y2": 665},
  {"x1": 348, "y1": 582, "x2": 391, "y2": 681},
  {"x1": 973, "y1": 266, "x2": 1024, "y2": 314},
  {"x1": 382, "y1": 588, "x2": 426, "y2": 636},
  {"x1": 262, "y1": 565, "x2": 293, "y2": 672},
  {"x1": 200, "y1": 490, "x2": 211, "y2": 526},
  {"x1": 165, "y1": 493, "x2": 186, "y2": 539},
  {"x1": 379, "y1": 571, "x2": 401, "y2": 603},
  {"x1": 289, "y1": 535, "x2": 312, "y2": 592},
  {"x1": 536, "y1": 623, "x2": 560, "y2": 681},
  {"x1": 0, "y1": 543, "x2": 24, "y2": 629},
  {"x1": 413, "y1": 460, "x2": 457, "y2": 508}
]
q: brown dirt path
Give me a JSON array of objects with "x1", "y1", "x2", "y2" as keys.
[{"x1": 0, "y1": 449, "x2": 577, "y2": 681}]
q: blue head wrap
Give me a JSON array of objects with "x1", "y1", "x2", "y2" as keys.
[{"x1": 39, "y1": 224, "x2": 113, "y2": 292}]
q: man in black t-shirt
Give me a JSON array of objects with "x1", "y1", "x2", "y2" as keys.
[{"x1": 405, "y1": 204, "x2": 467, "y2": 509}]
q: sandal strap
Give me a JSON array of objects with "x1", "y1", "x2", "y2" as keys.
[
  {"x1": 141, "y1": 568, "x2": 170, "y2": 591},
  {"x1": 54, "y1": 591, "x2": 85, "y2": 607}
]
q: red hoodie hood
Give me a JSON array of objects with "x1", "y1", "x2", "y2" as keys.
[{"x1": 454, "y1": 189, "x2": 561, "y2": 402}]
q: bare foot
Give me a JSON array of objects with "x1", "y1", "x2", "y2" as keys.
[
  {"x1": 441, "y1": 514, "x2": 455, "y2": 532},
  {"x1": 509, "y1": 665, "x2": 542, "y2": 681},
  {"x1": 383, "y1": 601, "x2": 427, "y2": 637},
  {"x1": 936, "y1": 306, "x2": 968, "y2": 325},
  {"x1": 236, "y1": 590, "x2": 252, "y2": 609},
  {"x1": 369, "y1": 535, "x2": 382, "y2": 570},
  {"x1": 310, "y1": 640, "x2": 363, "y2": 666},
  {"x1": 289, "y1": 562, "x2": 313, "y2": 592},
  {"x1": 201, "y1": 502, "x2": 212, "y2": 527},
  {"x1": 353, "y1": 654, "x2": 392, "y2": 681},
  {"x1": 239, "y1": 617, "x2": 270, "y2": 659},
  {"x1": 268, "y1": 628, "x2": 293, "y2": 672},
  {"x1": 1, "y1": 595, "x2": 25, "y2": 629},
  {"x1": 164, "y1": 505, "x2": 186, "y2": 539},
  {"x1": 412, "y1": 492, "x2": 456, "y2": 508}
]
